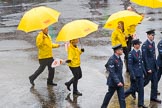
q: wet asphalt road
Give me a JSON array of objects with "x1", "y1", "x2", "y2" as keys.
[{"x1": 0, "y1": 0, "x2": 162, "y2": 108}]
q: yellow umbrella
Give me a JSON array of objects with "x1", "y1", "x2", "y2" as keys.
[
  {"x1": 104, "y1": 10, "x2": 143, "y2": 30},
  {"x1": 130, "y1": 0, "x2": 162, "y2": 8},
  {"x1": 56, "y1": 20, "x2": 98, "y2": 42},
  {"x1": 17, "y1": 6, "x2": 60, "y2": 32}
]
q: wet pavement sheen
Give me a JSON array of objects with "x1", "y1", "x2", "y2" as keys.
[{"x1": 0, "y1": 0, "x2": 162, "y2": 108}]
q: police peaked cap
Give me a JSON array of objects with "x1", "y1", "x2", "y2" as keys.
[
  {"x1": 146, "y1": 29, "x2": 155, "y2": 35},
  {"x1": 112, "y1": 44, "x2": 122, "y2": 51},
  {"x1": 132, "y1": 39, "x2": 142, "y2": 45}
]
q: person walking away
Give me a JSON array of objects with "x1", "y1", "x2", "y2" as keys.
[
  {"x1": 157, "y1": 35, "x2": 162, "y2": 95},
  {"x1": 142, "y1": 29, "x2": 161, "y2": 103},
  {"x1": 127, "y1": 6, "x2": 144, "y2": 21},
  {"x1": 65, "y1": 39, "x2": 84, "y2": 96},
  {"x1": 101, "y1": 44, "x2": 126, "y2": 108},
  {"x1": 111, "y1": 21, "x2": 129, "y2": 72},
  {"x1": 29, "y1": 28, "x2": 60, "y2": 86},
  {"x1": 125, "y1": 39, "x2": 147, "y2": 108}
]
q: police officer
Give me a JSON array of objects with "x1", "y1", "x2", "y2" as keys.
[
  {"x1": 111, "y1": 21, "x2": 129, "y2": 72},
  {"x1": 101, "y1": 44, "x2": 126, "y2": 108},
  {"x1": 142, "y1": 29, "x2": 161, "y2": 103},
  {"x1": 125, "y1": 39, "x2": 147, "y2": 108},
  {"x1": 157, "y1": 35, "x2": 162, "y2": 94}
]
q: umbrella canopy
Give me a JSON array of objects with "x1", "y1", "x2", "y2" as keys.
[
  {"x1": 104, "y1": 10, "x2": 143, "y2": 30},
  {"x1": 130, "y1": 0, "x2": 162, "y2": 8},
  {"x1": 17, "y1": 6, "x2": 60, "y2": 33},
  {"x1": 56, "y1": 20, "x2": 98, "y2": 42}
]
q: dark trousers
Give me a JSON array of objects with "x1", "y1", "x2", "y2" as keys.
[
  {"x1": 123, "y1": 47, "x2": 129, "y2": 72},
  {"x1": 29, "y1": 57, "x2": 55, "y2": 83},
  {"x1": 125, "y1": 77, "x2": 144, "y2": 106},
  {"x1": 157, "y1": 67, "x2": 162, "y2": 91},
  {"x1": 101, "y1": 86, "x2": 126, "y2": 108},
  {"x1": 127, "y1": 36, "x2": 133, "y2": 52},
  {"x1": 67, "y1": 66, "x2": 82, "y2": 92},
  {"x1": 144, "y1": 71, "x2": 158, "y2": 99},
  {"x1": 158, "y1": 67, "x2": 162, "y2": 82}
]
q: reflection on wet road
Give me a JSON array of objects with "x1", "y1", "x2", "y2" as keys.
[
  {"x1": 0, "y1": 0, "x2": 162, "y2": 108},
  {"x1": 30, "y1": 86, "x2": 57, "y2": 108},
  {"x1": 65, "y1": 93, "x2": 81, "y2": 108}
]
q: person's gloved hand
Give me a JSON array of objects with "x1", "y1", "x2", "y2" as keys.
[
  {"x1": 81, "y1": 48, "x2": 85, "y2": 52},
  {"x1": 65, "y1": 60, "x2": 71, "y2": 63}
]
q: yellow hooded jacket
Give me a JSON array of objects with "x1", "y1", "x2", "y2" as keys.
[
  {"x1": 111, "y1": 28, "x2": 128, "y2": 47},
  {"x1": 36, "y1": 31, "x2": 59, "y2": 59},
  {"x1": 67, "y1": 43, "x2": 82, "y2": 67}
]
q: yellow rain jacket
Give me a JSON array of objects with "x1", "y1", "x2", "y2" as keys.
[
  {"x1": 127, "y1": 25, "x2": 136, "y2": 36},
  {"x1": 111, "y1": 28, "x2": 128, "y2": 47},
  {"x1": 67, "y1": 43, "x2": 82, "y2": 67},
  {"x1": 36, "y1": 31, "x2": 59, "y2": 59}
]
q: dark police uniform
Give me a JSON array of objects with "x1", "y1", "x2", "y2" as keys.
[
  {"x1": 157, "y1": 39, "x2": 162, "y2": 84},
  {"x1": 142, "y1": 30, "x2": 161, "y2": 103},
  {"x1": 101, "y1": 44, "x2": 126, "y2": 108},
  {"x1": 125, "y1": 39, "x2": 147, "y2": 107}
]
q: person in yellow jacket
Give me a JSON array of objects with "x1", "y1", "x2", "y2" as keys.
[
  {"x1": 127, "y1": 24, "x2": 136, "y2": 52},
  {"x1": 29, "y1": 28, "x2": 60, "y2": 86},
  {"x1": 65, "y1": 39, "x2": 84, "y2": 96},
  {"x1": 111, "y1": 21, "x2": 129, "y2": 72}
]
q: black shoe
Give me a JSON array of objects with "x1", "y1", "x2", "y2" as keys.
[
  {"x1": 131, "y1": 93, "x2": 136, "y2": 100},
  {"x1": 65, "y1": 82, "x2": 71, "y2": 91},
  {"x1": 150, "y1": 98, "x2": 161, "y2": 104},
  {"x1": 73, "y1": 91, "x2": 82, "y2": 96},
  {"x1": 29, "y1": 76, "x2": 35, "y2": 86},
  {"x1": 47, "y1": 82, "x2": 57, "y2": 86},
  {"x1": 138, "y1": 105, "x2": 148, "y2": 108}
]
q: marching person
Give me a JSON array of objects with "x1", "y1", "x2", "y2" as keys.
[
  {"x1": 101, "y1": 44, "x2": 126, "y2": 108},
  {"x1": 157, "y1": 35, "x2": 162, "y2": 95},
  {"x1": 125, "y1": 39, "x2": 147, "y2": 108},
  {"x1": 126, "y1": 24, "x2": 136, "y2": 52},
  {"x1": 111, "y1": 21, "x2": 129, "y2": 72},
  {"x1": 142, "y1": 29, "x2": 161, "y2": 103},
  {"x1": 65, "y1": 39, "x2": 84, "y2": 96},
  {"x1": 29, "y1": 28, "x2": 60, "y2": 86}
]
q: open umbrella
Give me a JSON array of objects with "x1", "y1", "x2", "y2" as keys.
[
  {"x1": 104, "y1": 10, "x2": 143, "y2": 30},
  {"x1": 56, "y1": 20, "x2": 98, "y2": 42},
  {"x1": 17, "y1": 6, "x2": 60, "y2": 33},
  {"x1": 130, "y1": 0, "x2": 162, "y2": 8}
]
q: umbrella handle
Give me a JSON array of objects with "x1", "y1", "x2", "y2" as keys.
[{"x1": 79, "y1": 39, "x2": 83, "y2": 48}]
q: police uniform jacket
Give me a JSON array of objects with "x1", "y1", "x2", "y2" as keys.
[
  {"x1": 105, "y1": 54, "x2": 124, "y2": 87},
  {"x1": 142, "y1": 40, "x2": 157, "y2": 71},
  {"x1": 128, "y1": 49, "x2": 145, "y2": 78},
  {"x1": 157, "y1": 40, "x2": 162, "y2": 67}
]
